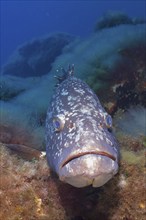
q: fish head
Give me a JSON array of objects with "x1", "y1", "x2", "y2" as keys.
[{"x1": 46, "y1": 77, "x2": 119, "y2": 187}]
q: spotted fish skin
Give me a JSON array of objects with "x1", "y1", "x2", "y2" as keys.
[{"x1": 46, "y1": 68, "x2": 119, "y2": 188}]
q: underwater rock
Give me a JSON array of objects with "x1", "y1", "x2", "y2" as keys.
[
  {"x1": 0, "y1": 75, "x2": 40, "y2": 101},
  {"x1": 0, "y1": 23, "x2": 145, "y2": 152},
  {"x1": 0, "y1": 126, "x2": 12, "y2": 143},
  {"x1": 0, "y1": 139, "x2": 145, "y2": 220},
  {"x1": 0, "y1": 74, "x2": 56, "y2": 150},
  {"x1": 114, "y1": 106, "x2": 146, "y2": 138},
  {"x1": 52, "y1": 24, "x2": 146, "y2": 113},
  {"x1": 4, "y1": 143, "x2": 44, "y2": 160},
  {"x1": 94, "y1": 11, "x2": 146, "y2": 31},
  {"x1": 0, "y1": 103, "x2": 45, "y2": 150},
  {"x1": 2, "y1": 33, "x2": 75, "y2": 77}
]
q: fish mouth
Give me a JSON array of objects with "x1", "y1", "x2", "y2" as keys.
[{"x1": 61, "y1": 151, "x2": 116, "y2": 168}]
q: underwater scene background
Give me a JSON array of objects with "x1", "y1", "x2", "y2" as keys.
[{"x1": 0, "y1": 1, "x2": 146, "y2": 220}]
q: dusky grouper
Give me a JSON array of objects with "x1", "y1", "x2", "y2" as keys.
[{"x1": 46, "y1": 65, "x2": 119, "y2": 188}]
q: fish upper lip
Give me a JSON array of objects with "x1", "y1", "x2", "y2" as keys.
[{"x1": 60, "y1": 150, "x2": 116, "y2": 168}]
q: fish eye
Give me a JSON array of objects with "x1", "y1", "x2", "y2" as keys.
[
  {"x1": 104, "y1": 113, "x2": 112, "y2": 128},
  {"x1": 52, "y1": 115, "x2": 65, "y2": 132}
]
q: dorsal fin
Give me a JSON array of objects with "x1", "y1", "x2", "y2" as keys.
[{"x1": 54, "y1": 64, "x2": 74, "y2": 87}]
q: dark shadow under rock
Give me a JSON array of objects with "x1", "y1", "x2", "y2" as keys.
[{"x1": 55, "y1": 176, "x2": 120, "y2": 220}]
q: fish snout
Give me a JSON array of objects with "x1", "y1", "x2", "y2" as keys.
[{"x1": 58, "y1": 150, "x2": 118, "y2": 188}]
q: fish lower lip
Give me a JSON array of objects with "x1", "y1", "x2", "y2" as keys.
[{"x1": 61, "y1": 151, "x2": 116, "y2": 168}]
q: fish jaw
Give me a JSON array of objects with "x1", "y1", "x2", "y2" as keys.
[{"x1": 58, "y1": 154, "x2": 118, "y2": 188}]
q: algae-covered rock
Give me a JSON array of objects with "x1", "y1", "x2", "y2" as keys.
[
  {"x1": 114, "y1": 106, "x2": 146, "y2": 138},
  {"x1": 0, "y1": 133, "x2": 145, "y2": 220},
  {"x1": 0, "y1": 75, "x2": 40, "y2": 101},
  {"x1": 94, "y1": 11, "x2": 146, "y2": 31}
]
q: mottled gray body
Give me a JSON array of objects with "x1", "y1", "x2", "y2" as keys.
[{"x1": 46, "y1": 69, "x2": 119, "y2": 187}]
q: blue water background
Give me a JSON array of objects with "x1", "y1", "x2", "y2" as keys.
[{"x1": 0, "y1": 0, "x2": 146, "y2": 66}]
